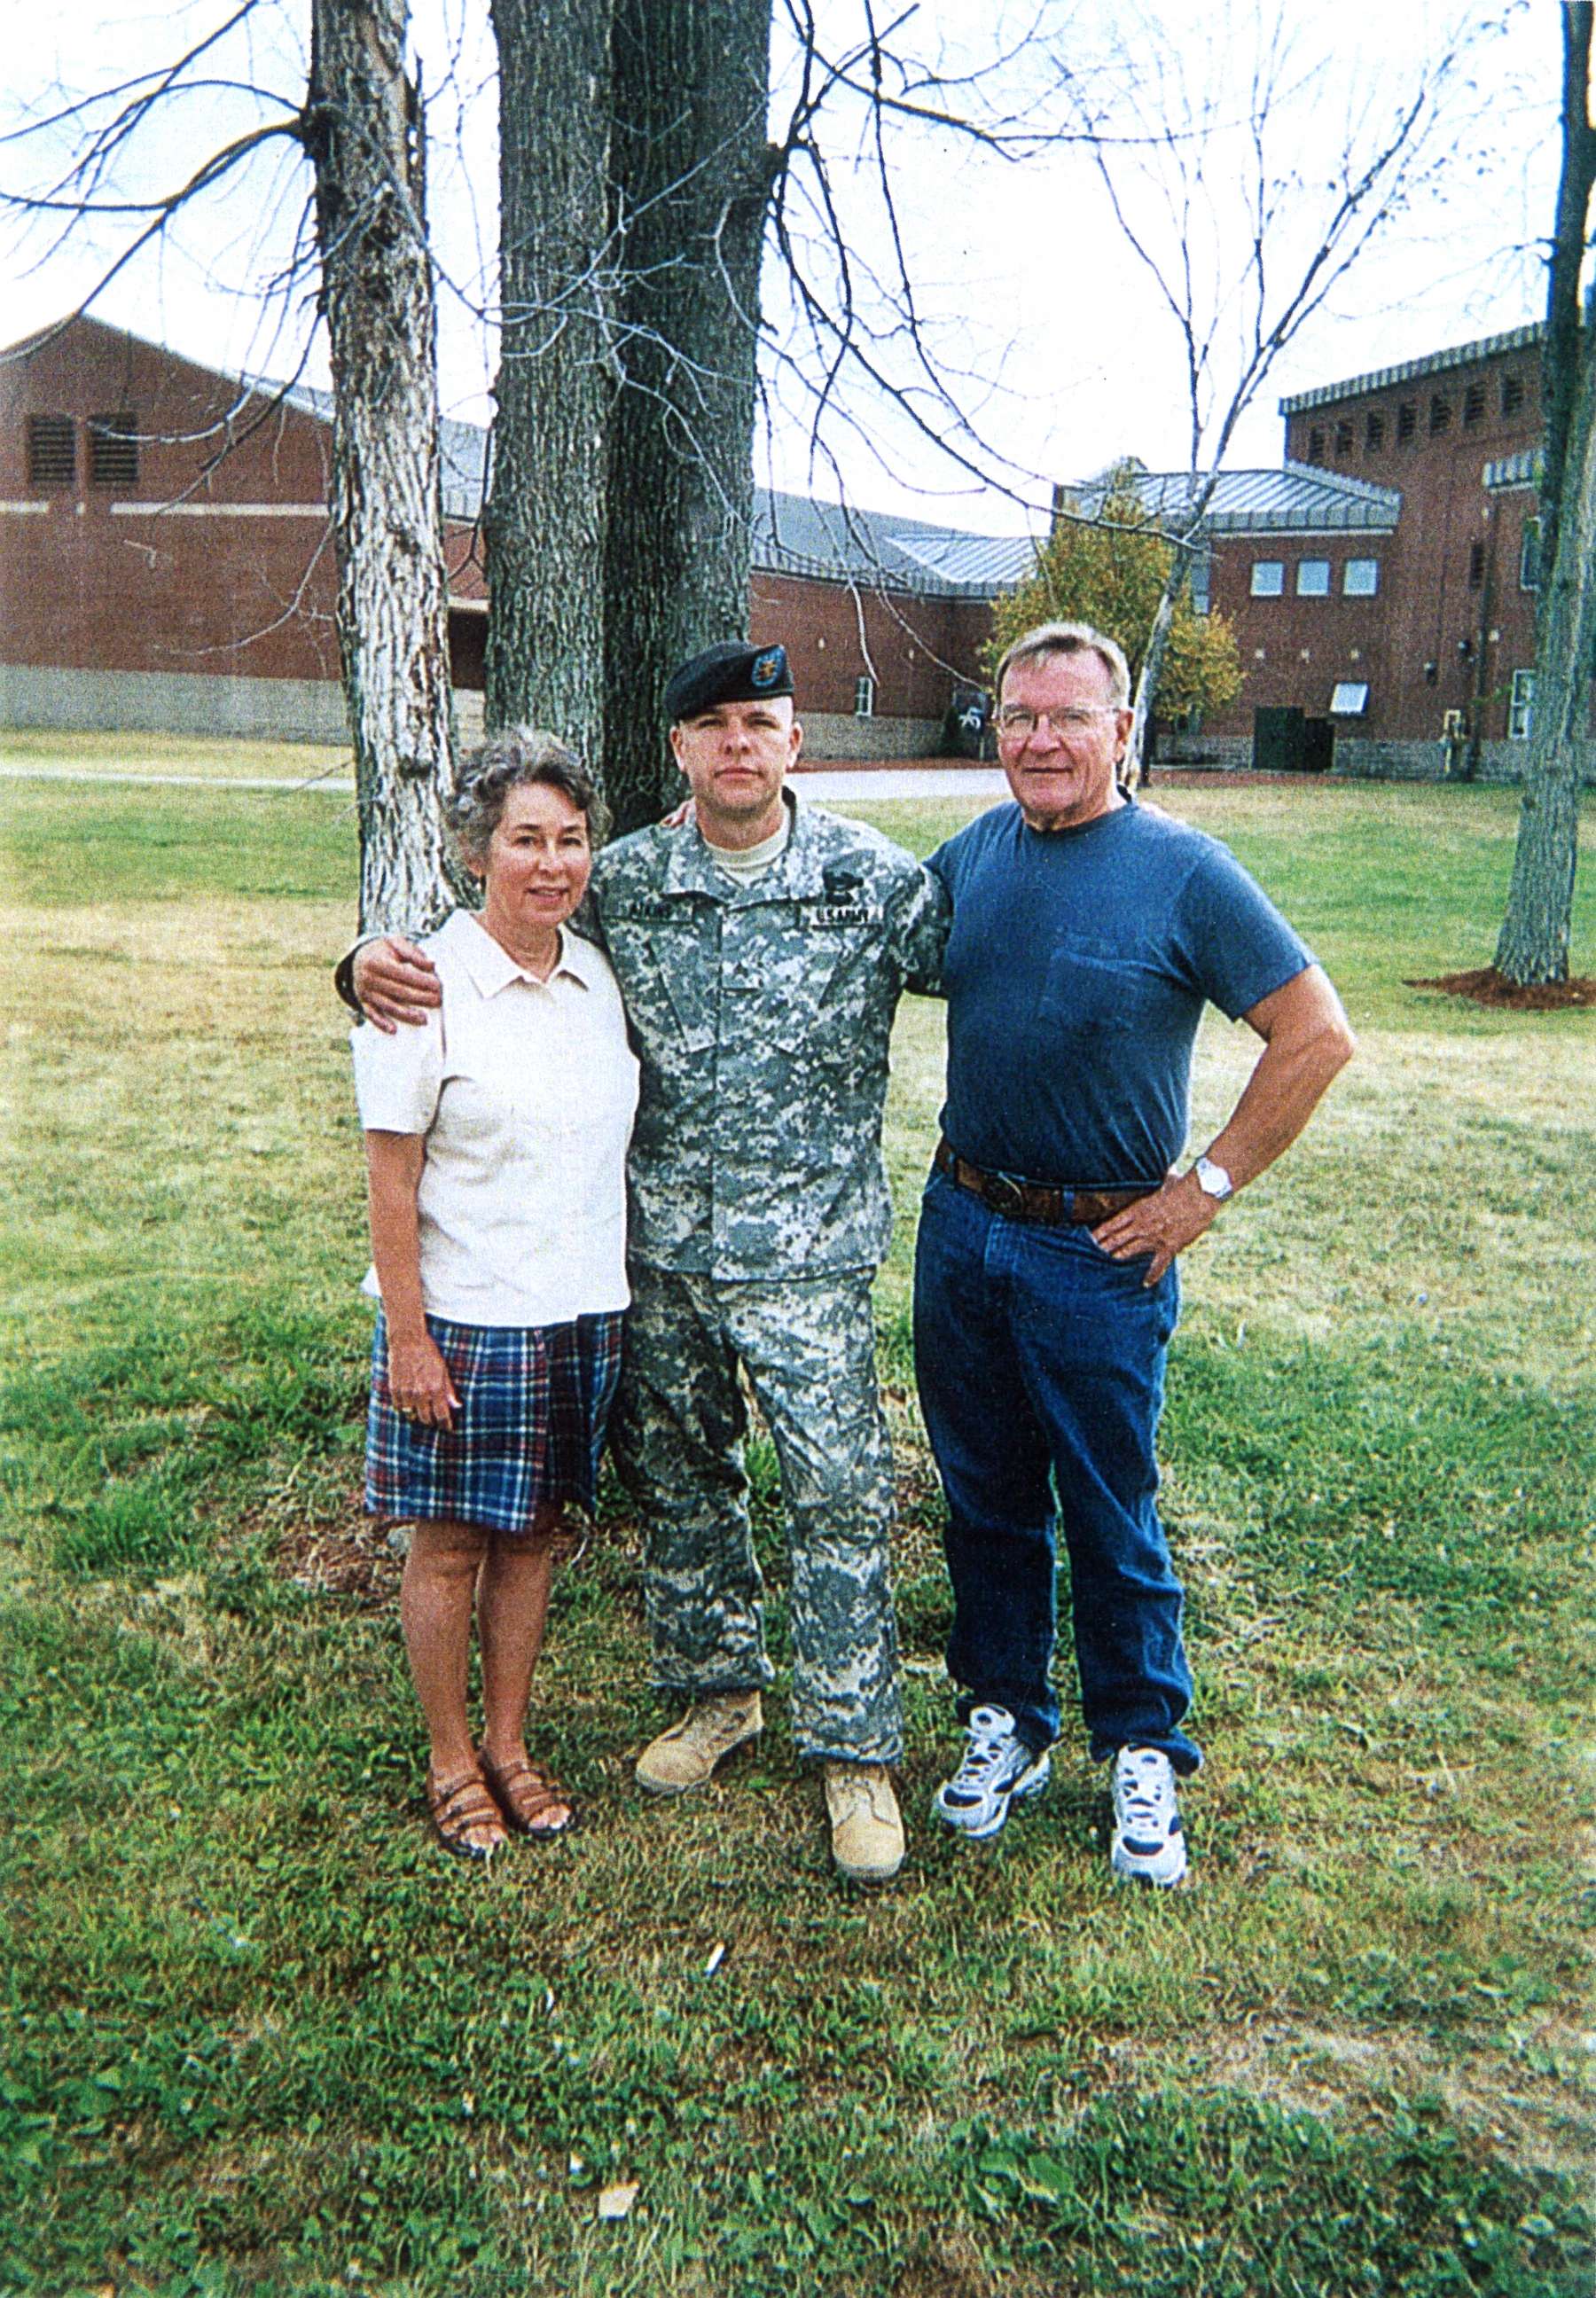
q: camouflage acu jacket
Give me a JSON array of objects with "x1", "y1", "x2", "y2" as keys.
[{"x1": 591, "y1": 793, "x2": 948, "y2": 1280}]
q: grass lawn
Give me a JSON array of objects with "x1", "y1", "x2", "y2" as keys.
[
  {"x1": 3, "y1": 755, "x2": 1594, "y2": 2296},
  {"x1": 0, "y1": 729, "x2": 353, "y2": 784}
]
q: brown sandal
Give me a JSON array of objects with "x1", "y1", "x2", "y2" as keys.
[
  {"x1": 480, "y1": 1748, "x2": 577, "y2": 1840},
  {"x1": 426, "y1": 1763, "x2": 508, "y2": 1864}
]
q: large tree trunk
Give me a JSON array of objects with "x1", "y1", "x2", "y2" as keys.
[
  {"x1": 486, "y1": 0, "x2": 614, "y2": 778},
  {"x1": 1538, "y1": 2, "x2": 1596, "y2": 586},
  {"x1": 602, "y1": 0, "x2": 777, "y2": 832},
  {"x1": 306, "y1": 0, "x2": 464, "y2": 934},
  {"x1": 1493, "y1": 10, "x2": 1594, "y2": 985},
  {"x1": 1493, "y1": 333, "x2": 1595, "y2": 985}
]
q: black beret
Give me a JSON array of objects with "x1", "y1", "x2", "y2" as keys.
[{"x1": 664, "y1": 640, "x2": 793, "y2": 723}]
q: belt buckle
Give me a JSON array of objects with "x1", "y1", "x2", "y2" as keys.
[{"x1": 984, "y1": 1173, "x2": 1026, "y2": 1219}]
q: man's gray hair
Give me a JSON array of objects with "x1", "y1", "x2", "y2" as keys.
[
  {"x1": 994, "y1": 621, "x2": 1131, "y2": 708},
  {"x1": 446, "y1": 726, "x2": 609, "y2": 862}
]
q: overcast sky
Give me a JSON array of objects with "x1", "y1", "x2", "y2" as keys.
[{"x1": 0, "y1": 0, "x2": 1561, "y2": 535}]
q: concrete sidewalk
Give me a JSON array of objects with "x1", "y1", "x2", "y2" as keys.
[{"x1": 794, "y1": 764, "x2": 1006, "y2": 801}]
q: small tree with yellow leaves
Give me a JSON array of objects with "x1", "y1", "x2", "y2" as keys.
[{"x1": 987, "y1": 465, "x2": 1242, "y2": 727}]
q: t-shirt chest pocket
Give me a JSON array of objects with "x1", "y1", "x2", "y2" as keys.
[{"x1": 1035, "y1": 927, "x2": 1169, "y2": 1036}]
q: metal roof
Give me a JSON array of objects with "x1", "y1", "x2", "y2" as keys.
[
  {"x1": 1483, "y1": 447, "x2": 1543, "y2": 492},
  {"x1": 753, "y1": 491, "x2": 1037, "y2": 598},
  {"x1": 35, "y1": 318, "x2": 1411, "y2": 585},
  {"x1": 1279, "y1": 322, "x2": 1544, "y2": 415},
  {"x1": 1063, "y1": 462, "x2": 1401, "y2": 535},
  {"x1": 274, "y1": 380, "x2": 1033, "y2": 595}
]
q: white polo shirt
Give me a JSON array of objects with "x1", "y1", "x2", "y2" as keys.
[{"x1": 351, "y1": 909, "x2": 639, "y2": 1327}]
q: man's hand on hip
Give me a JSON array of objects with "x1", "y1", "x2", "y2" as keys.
[
  {"x1": 354, "y1": 936, "x2": 441, "y2": 1032},
  {"x1": 1091, "y1": 965, "x2": 1356, "y2": 1288},
  {"x1": 1091, "y1": 1169, "x2": 1217, "y2": 1286}
]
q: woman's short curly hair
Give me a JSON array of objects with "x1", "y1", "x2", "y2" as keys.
[{"x1": 445, "y1": 727, "x2": 609, "y2": 864}]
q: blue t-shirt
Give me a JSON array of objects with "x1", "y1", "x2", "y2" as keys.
[{"x1": 927, "y1": 798, "x2": 1312, "y2": 1186}]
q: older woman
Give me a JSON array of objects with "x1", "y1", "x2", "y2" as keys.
[{"x1": 352, "y1": 731, "x2": 639, "y2": 1862}]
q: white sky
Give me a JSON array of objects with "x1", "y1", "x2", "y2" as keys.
[{"x1": 0, "y1": 0, "x2": 1562, "y2": 537}]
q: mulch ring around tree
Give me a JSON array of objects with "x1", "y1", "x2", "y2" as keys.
[{"x1": 1405, "y1": 967, "x2": 1596, "y2": 1012}]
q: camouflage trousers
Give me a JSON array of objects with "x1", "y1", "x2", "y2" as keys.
[{"x1": 609, "y1": 1264, "x2": 903, "y2": 1764}]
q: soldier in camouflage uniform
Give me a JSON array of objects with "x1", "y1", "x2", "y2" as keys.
[{"x1": 349, "y1": 640, "x2": 947, "y2": 1881}]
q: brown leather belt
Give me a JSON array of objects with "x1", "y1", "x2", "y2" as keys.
[{"x1": 933, "y1": 1137, "x2": 1154, "y2": 1229}]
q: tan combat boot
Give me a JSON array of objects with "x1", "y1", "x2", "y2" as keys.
[
  {"x1": 635, "y1": 1691, "x2": 763, "y2": 1795},
  {"x1": 823, "y1": 1762, "x2": 905, "y2": 1884}
]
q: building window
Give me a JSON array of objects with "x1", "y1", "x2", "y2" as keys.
[
  {"x1": 1306, "y1": 426, "x2": 1325, "y2": 463},
  {"x1": 1296, "y1": 559, "x2": 1331, "y2": 597},
  {"x1": 1507, "y1": 669, "x2": 1534, "y2": 739},
  {"x1": 853, "y1": 673, "x2": 875, "y2": 718},
  {"x1": 1396, "y1": 401, "x2": 1417, "y2": 442},
  {"x1": 1250, "y1": 559, "x2": 1284, "y2": 597},
  {"x1": 1329, "y1": 681, "x2": 1369, "y2": 715},
  {"x1": 1462, "y1": 380, "x2": 1486, "y2": 426},
  {"x1": 1343, "y1": 558, "x2": 1380, "y2": 597},
  {"x1": 1501, "y1": 372, "x2": 1525, "y2": 418},
  {"x1": 1520, "y1": 518, "x2": 1541, "y2": 590},
  {"x1": 1334, "y1": 418, "x2": 1354, "y2": 457},
  {"x1": 1365, "y1": 410, "x2": 1386, "y2": 452},
  {"x1": 1428, "y1": 395, "x2": 1452, "y2": 434},
  {"x1": 89, "y1": 412, "x2": 139, "y2": 486},
  {"x1": 1187, "y1": 554, "x2": 1211, "y2": 617},
  {"x1": 1467, "y1": 540, "x2": 1486, "y2": 590},
  {"x1": 26, "y1": 414, "x2": 75, "y2": 486}
]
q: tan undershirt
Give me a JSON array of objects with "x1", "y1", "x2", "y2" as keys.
[{"x1": 705, "y1": 815, "x2": 792, "y2": 884}]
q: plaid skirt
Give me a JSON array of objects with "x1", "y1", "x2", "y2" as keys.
[{"x1": 366, "y1": 1308, "x2": 625, "y2": 1536}]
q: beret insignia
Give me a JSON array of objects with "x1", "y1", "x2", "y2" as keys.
[{"x1": 664, "y1": 637, "x2": 795, "y2": 721}]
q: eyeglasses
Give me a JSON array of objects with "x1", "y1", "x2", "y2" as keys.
[{"x1": 995, "y1": 705, "x2": 1122, "y2": 740}]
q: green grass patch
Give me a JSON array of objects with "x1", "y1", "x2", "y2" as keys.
[
  {"x1": 0, "y1": 725, "x2": 351, "y2": 782},
  {"x1": 3, "y1": 754, "x2": 1593, "y2": 2295}
]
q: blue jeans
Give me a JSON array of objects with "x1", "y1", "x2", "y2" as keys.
[{"x1": 913, "y1": 1169, "x2": 1201, "y2": 1775}]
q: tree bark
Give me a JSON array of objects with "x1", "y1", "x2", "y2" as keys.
[
  {"x1": 1125, "y1": 474, "x2": 1222, "y2": 784},
  {"x1": 602, "y1": 0, "x2": 777, "y2": 832},
  {"x1": 1493, "y1": 9, "x2": 1594, "y2": 985},
  {"x1": 1126, "y1": 577, "x2": 1178, "y2": 787},
  {"x1": 1493, "y1": 331, "x2": 1595, "y2": 984},
  {"x1": 1537, "y1": 1, "x2": 1596, "y2": 589},
  {"x1": 486, "y1": 0, "x2": 614, "y2": 778},
  {"x1": 307, "y1": 0, "x2": 465, "y2": 934}
]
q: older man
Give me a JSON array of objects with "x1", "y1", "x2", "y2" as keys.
[
  {"x1": 349, "y1": 642, "x2": 947, "y2": 1883},
  {"x1": 918, "y1": 620, "x2": 1354, "y2": 1885}
]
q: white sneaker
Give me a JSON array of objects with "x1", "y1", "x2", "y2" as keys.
[
  {"x1": 932, "y1": 1705, "x2": 1051, "y2": 1841},
  {"x1": 1110, "y1": 1746, "x2": 1188, "y2": 1888}
]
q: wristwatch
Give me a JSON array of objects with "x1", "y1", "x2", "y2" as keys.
[{"x1": 1193, "y1": 1154, "x2": 1233, "y2": 1202}]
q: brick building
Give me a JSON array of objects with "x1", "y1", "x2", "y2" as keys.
[
  {"x1": 2, "y1": 313, "x2": 1565, "y2": 777},
  {"x1": 1111, "y1": 323, "x2": 1550, "y2": 778},
  {"x1": 1273, "y1": 322, "x2": 1545, "y2": 772},
  {"x1": 0, "y1": 316, "x2": 1022, "y2": 758}
]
